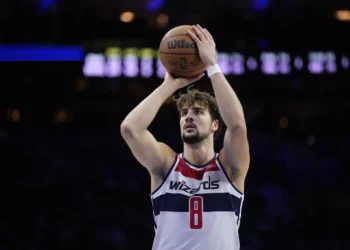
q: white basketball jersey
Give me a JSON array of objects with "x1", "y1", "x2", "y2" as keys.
[{"x1": 150, "y1": 153, "x2": 244, "y2": 250}]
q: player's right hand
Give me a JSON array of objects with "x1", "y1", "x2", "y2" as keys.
[{"x1": 164, "y1": 71, "x2": 205, "y2": 89}]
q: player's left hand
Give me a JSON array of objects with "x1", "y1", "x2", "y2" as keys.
[{"x1": 187, "y1": 24, "x2": 217, "y2": 67}]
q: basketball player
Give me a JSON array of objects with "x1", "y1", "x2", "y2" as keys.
[{"x1": 121, "y1": 24, "x2": 250, "y2": 250}]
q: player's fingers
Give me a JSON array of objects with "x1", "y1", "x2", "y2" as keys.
[
  {"x1": 204, "y1": 28, "x2": 213, "y2": 41},
  {"x1": 196, "y1": 24, "x2": 210, "y2": 40},
  {"x1": 193, "y1": 25, "x2": 206, "y2": 41},
  {"x1": 187, "y1": 30, "x2": 201, "y2": 44}
]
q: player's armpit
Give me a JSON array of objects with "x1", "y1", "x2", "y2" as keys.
[{"x1": 121, "y1": 126, "x2": 175, "y2": 174}]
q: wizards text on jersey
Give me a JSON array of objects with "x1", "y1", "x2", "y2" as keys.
[{"x1": 169, "y1": 176, "x2": 219, "y2": 194}]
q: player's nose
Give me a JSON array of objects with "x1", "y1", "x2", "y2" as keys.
[{"x1": 185, "y1": 116, "x2": 194, "y2": 123}]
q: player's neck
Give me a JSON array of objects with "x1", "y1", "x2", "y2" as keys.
[{"x1": 183, "y1": 140, "x2": 215, "y2": 166}]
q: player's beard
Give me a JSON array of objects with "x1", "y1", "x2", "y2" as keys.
[{"x1": 182, "y1": 128, "x2": 210, "y2": 144}]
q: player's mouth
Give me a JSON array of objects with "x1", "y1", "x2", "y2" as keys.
[{"x1": 184, "y1": 123, "x2": 197, "y2": 130}]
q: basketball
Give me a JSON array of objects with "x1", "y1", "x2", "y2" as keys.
[{"x1": 159, "y1": 25, "x2": 206, "y2": 78}]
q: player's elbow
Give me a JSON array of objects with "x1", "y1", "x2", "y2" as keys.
[
  {"x1": 120, "y1": 122, "x2": 135, "y2": 141},
  {"x1": 228, "y1": 120, "x2": 247, "y2": 134}
]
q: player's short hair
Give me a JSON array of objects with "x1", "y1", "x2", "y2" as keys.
[{"x1": 173, "y1": 86, "x2": 223, "y2": 139}]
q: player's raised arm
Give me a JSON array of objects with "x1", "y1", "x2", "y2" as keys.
[
  {"x1": 188, "y1": 25, "x2": 250, "y2": 191},
  {"x1": 120, "y1": 72, "x2": 204, "y2": 174}
]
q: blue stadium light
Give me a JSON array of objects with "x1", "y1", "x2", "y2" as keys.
[
  {"x1": 0, "y1": 44, "x2": 83, "y2": 61},
  {"x1": 146, "y1": 0, "x2": 165, "y2": 12},
  {"x1": 253, "y1": 0, "x2": 271, "y2": 12},
  {"x1": 40, "y1": 0, "x2": 56, "y2": 11}
]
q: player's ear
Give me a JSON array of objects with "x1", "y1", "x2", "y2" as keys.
[{"x1": 211, "y1": 119, "x2": 219, "y2": 132}]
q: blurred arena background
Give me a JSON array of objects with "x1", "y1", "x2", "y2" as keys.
[{"x1": 2, "y1": 0, "x2": 350, "y2": 249}]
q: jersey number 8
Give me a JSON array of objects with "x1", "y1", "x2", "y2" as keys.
[{"x1": 189, "y1": 196, "x2": 203, "y2": 229}]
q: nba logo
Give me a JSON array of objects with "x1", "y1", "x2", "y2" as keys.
[{"x1": 180, "y1": 57, "x2": 187, "y2": 70}]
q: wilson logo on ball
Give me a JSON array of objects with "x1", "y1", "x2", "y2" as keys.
[{"x1": 168, "y1": 39, "x2": 196, "y2": 49}]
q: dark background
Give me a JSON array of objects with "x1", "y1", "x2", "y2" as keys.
[{"x1": 2, "y1": 0, "x2": 350, "y2": 249}]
